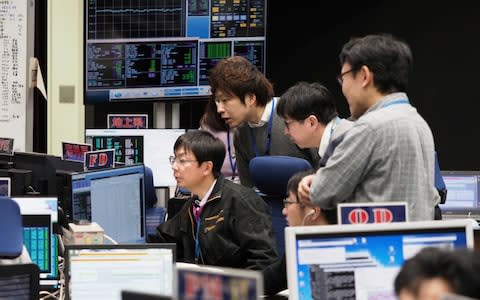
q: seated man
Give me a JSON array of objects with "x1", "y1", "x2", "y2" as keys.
[
  {"x1": 151, "y1": 130, "x2": 278, "y2": 270},
  {"x1": 394, "y1": 247, "x2": 480, "y2": 300},
  {"x1": 263, "y1": 170, "x2": 335, "y2": 295}
]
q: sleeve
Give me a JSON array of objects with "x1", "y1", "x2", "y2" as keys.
[
  {"x1": 262, "y1": 255, "x2": 287, "y2": 295},
  {"x1": 233, "y1": 190, "x2": 279, "y2": 270},
  {"x1": 310, "y1": 122, "x2": 377, "y2": 209}
]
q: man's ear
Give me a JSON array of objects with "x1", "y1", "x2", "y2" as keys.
[
  {"x1": 202, "y1": 160, "x2": 214, "y2": 176},
  {"x1": 246, "y1": 93, "x2": 256, "y2": 106}
]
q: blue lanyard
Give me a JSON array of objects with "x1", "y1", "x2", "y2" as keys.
[
  {"x1": 249, "y1": 98, "x2": 275, "y2": 157},
  {"x1": 194, "y1": 217, "x2": 201, "y2": 263},
  {"x1": 226, "y1": 130, "x2": 236, "y2": 179},
  {"x1": 382, "y1": 98, "x2": 410, "y2": 108}
]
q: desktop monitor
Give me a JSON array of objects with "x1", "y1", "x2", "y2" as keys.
[
  {"x1": 13, "y1": 151, "x2": 59, "y2": 196},
  {"x1": 0, "y1": 177, "x2": 10, "y2": 196},
  {"x1": 11, "y1": 196, "x2": 60, "y2": 289},
  {"x1": 285, "y1": 219, "x2": 476, "y2": 300},
  {"x1": 439, "y1": 171, "x2": 480, "y2": 219},
  {"x1": 84, "y1": 0, "x2": 267, "y2": 104},
  {"x1": 176, "y1": 263, "x2": 263, "y2": 300},
  {"x1": 85, "y1": 129, "x2": 185, "y2": 187},
  {"x1": 65, "y1": 243, "x2": 176, "y2": 300},
  {"x1": 70, "y1": 164, "x2": 146, "y2": 243}
]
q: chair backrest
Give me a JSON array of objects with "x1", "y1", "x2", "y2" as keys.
[
  {"x1": 249, "y1": 156, "x2": 313, "y2": 255},
  {"x1": 0, "y1": 196, "x2": 23, "y2": 258},
  {"x1": 434, "y1": 152, "x2": 447, "y2": 203},
  {"x1": 249, "y1": 156, "x2": 313, "y2": 198},
  {"x1": 0, "y1": 263, "x2": 39, "y2": 300},
  {"x1": 144, "y1": 166, "x2": 158, "y2": 208}
]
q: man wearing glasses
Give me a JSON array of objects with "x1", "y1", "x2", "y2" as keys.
[
  {"x1": 298, "y1": 33, "x2": 439, "y2": 221},
  {"x1": 209, "y1": 56, "x2": 320, "y2": 188},
  {"x1": 276, "y1": 81, "x2": 353, "y2": 164},
  {"x1": 151, "y1": 130, "x2": 278, "y2": 270},
  {"x1": 263, "y1": 169, "x2": 336, "y2": 295}
]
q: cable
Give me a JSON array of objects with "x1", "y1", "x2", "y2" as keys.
[
  {"x1": 301, "y1": 209, "x2": 316, "y2": 226},
  {"x1": 103, "y1": 233, "x2": 118, "y2": 245}
]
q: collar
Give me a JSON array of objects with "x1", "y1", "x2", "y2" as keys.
[
  {"x1": 318, "y1": 117, "x2": 339, "y2": 157},
  {"x1": 247, "y1": 98, "x2": 275, "y2": 128},
  {"x1": 196, "y1": 179, "x2": 217, "y2": 207},
  {"x1": 366, "y1": 92, "x2": 409, "y2": 113}
]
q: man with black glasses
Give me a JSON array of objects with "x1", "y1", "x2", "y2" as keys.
[{"x1": 298, "y1": 33, "x2": 439, "y2": 221}]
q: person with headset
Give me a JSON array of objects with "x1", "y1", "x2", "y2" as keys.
[{"x1": 262, "y1": 170, "x2": 336, "y2": 295}]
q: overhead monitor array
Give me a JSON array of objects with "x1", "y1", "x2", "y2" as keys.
[{"x1": 84, "y1": 0, "x2": 267, "y2": 104}]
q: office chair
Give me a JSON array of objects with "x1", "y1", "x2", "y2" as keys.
[
  {"x1": 434, "y1": 152, "x2": 447, "y2": 220},
  {"x1": 144, "y1": 166, "x2": 158, "y2": 208},
  {"x1": 0, "y1": 263, "x2": 40, "y2": 300},
  {"x1": 0, "y1": 196, "x2": 23, "y2": 259},
  {"x1": 249, "y1": 156, "x2": 312, "y2": 255}
]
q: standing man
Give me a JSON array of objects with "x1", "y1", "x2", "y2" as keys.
[
  {"x1": 209, "y1": 56, "x2": 319, "y2": 187},
  {"x1": 299, "y1": 33, "x2": 439, "y2": 221},
  {"x1": 153, "y1": 130, "x2": 278, "y2": 269},
  {"x1": 276, "y1": 81, "x2": 353, "y2": 162}
]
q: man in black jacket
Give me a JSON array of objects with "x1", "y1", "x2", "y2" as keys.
[{"x1": 152, "y1": 130, "x2": 278, "y2": 270}]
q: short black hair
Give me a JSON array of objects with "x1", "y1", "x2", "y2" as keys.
[
  {"x1": 394, "y1": 247, "x2": 480, "y2": 299},
  {"x1": 277, "y1": 81, "x2": 338, "y2": 124},
  {"x1": 173, "y1": 130, "x2": 226, "y2": 178},
  {"x1": 339, "y1": 33, "x2": 413, "y2": 93}
]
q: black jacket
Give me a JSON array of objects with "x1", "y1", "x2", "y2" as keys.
[{"x1": 154, "y1": 175, "x2": 278, "y2": 270}]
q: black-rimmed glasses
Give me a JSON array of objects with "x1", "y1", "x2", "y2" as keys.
[
  {"x1": 336, "y1": 69, "x2": 355, "y2": 85},
  {"x1": 169, "y1": 155, "x2": 197, "y2": 166}
]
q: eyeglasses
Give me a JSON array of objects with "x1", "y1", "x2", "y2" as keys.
[
  {"x1": 169, "y1": 155, "x2": 197, "y2": 166},
  {"x1": 283, "y1": 199, "x2": 299, "y2": 208},
  {"x1": 336, "y1": 69, "x2": 355, "y2": 85}
]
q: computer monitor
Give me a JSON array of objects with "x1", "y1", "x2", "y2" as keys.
[
  {"x1": 85, "y1": 129, "x2": 185, "y2": 187},
  {"x1": 70, "y1": 164, "x2": 146, "y2": 243},
  {"x1": 176, "y1": 263, "x2": 263, "y2": 300},
  {"x1": 84, "y1": 0, "x2": 267, "y2": 104},
  {"x1": 13, "y1": 151, "x2": 58, "y2": 196},
  {"x1": 0, "y1": 177, "x2": 10, "y2": 196},
  {"x1": 11, "y1": 196, "x2": 60, "y2": 289},
  {"x1": 65, "y1": 243, "x2": 176, "y2": 300},
  {"x1": 439, "y1": 171, "x2": 480, "y2": 219},
  {"x1": 285, "y1": 219, "x2": 476, "y2": 300}
]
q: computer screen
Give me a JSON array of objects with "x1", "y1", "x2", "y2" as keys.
[
  {"x1": 65, "y1": 243, "x2": 176, "y2": 300},
  {"x1": 0, "y1": 177, "x2": 10, "y2": 196},
  {"x1": 85, "y1": 128, "x2": 185, "y2": 187},
  {"x1": 439, "y1": 171, "x2": 480, "y2": 216},
  {"x1": 84, "y1": 0, "x2": 267, "y2": 104},
  {"x1": 176, "y1": 263, "x2": 263, "y2": 300},
  {"x1": 11, "y1": 196, "x2": 60, "y2": 289},
  {"x1": 70, "y1": 164, "x2": 146, "y2": 243},
  {"x1": 285, "y1": 220, "x2": 476, "y2": 300}
]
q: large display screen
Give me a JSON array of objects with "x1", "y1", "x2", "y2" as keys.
[{"x1": 84, "y1": 0, "x2": 266, "y2": 104}]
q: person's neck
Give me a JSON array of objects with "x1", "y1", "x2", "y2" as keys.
[
  {"x1": 189, "y1": 176, "x2": 216, "y2": 200},
  {"x1": 248, "y1": 105, "x2": 266, "y2": 124}
]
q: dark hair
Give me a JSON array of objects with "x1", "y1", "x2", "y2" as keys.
[
  {"x1": 394, "y1": 247, "x2": 480, "y2": 299},
  {"x1": 209, "y1": 56, "x2": 274, "y2": 107},
  {"x1": 277, "y1": 81, "x2": 338, "y2": 124},
  {"x1": 173, "y1": 130, "x2": 226, "y2": 178},
  {"x1": 339, "y1": 33, "x2": 413, "y2": 93},
  {"x1": 200, "y1": 98, "x2": 228, "y2": 132}
]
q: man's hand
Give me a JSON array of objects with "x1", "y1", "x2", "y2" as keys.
[{"x1": 298, "y1": 174, "x2": 314, "y2": 206}]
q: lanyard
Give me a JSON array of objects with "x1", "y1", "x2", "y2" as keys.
[
  {"x1": 249, "y1": 98, "x2": 275, "y2": 157},
  {"x1": 194, "y1": 217, "x2": 201, "y2": 263},
  {"x1": 226, "y1": 130, "x2": 236, "y2": 179},
  {"x1": 382, "y1": 98, "x2": 410, "y2": 108}
]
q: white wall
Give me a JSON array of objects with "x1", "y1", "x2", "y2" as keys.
[{"x1": 47, "y1": 0, "x2": 84, "y2": 155}]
